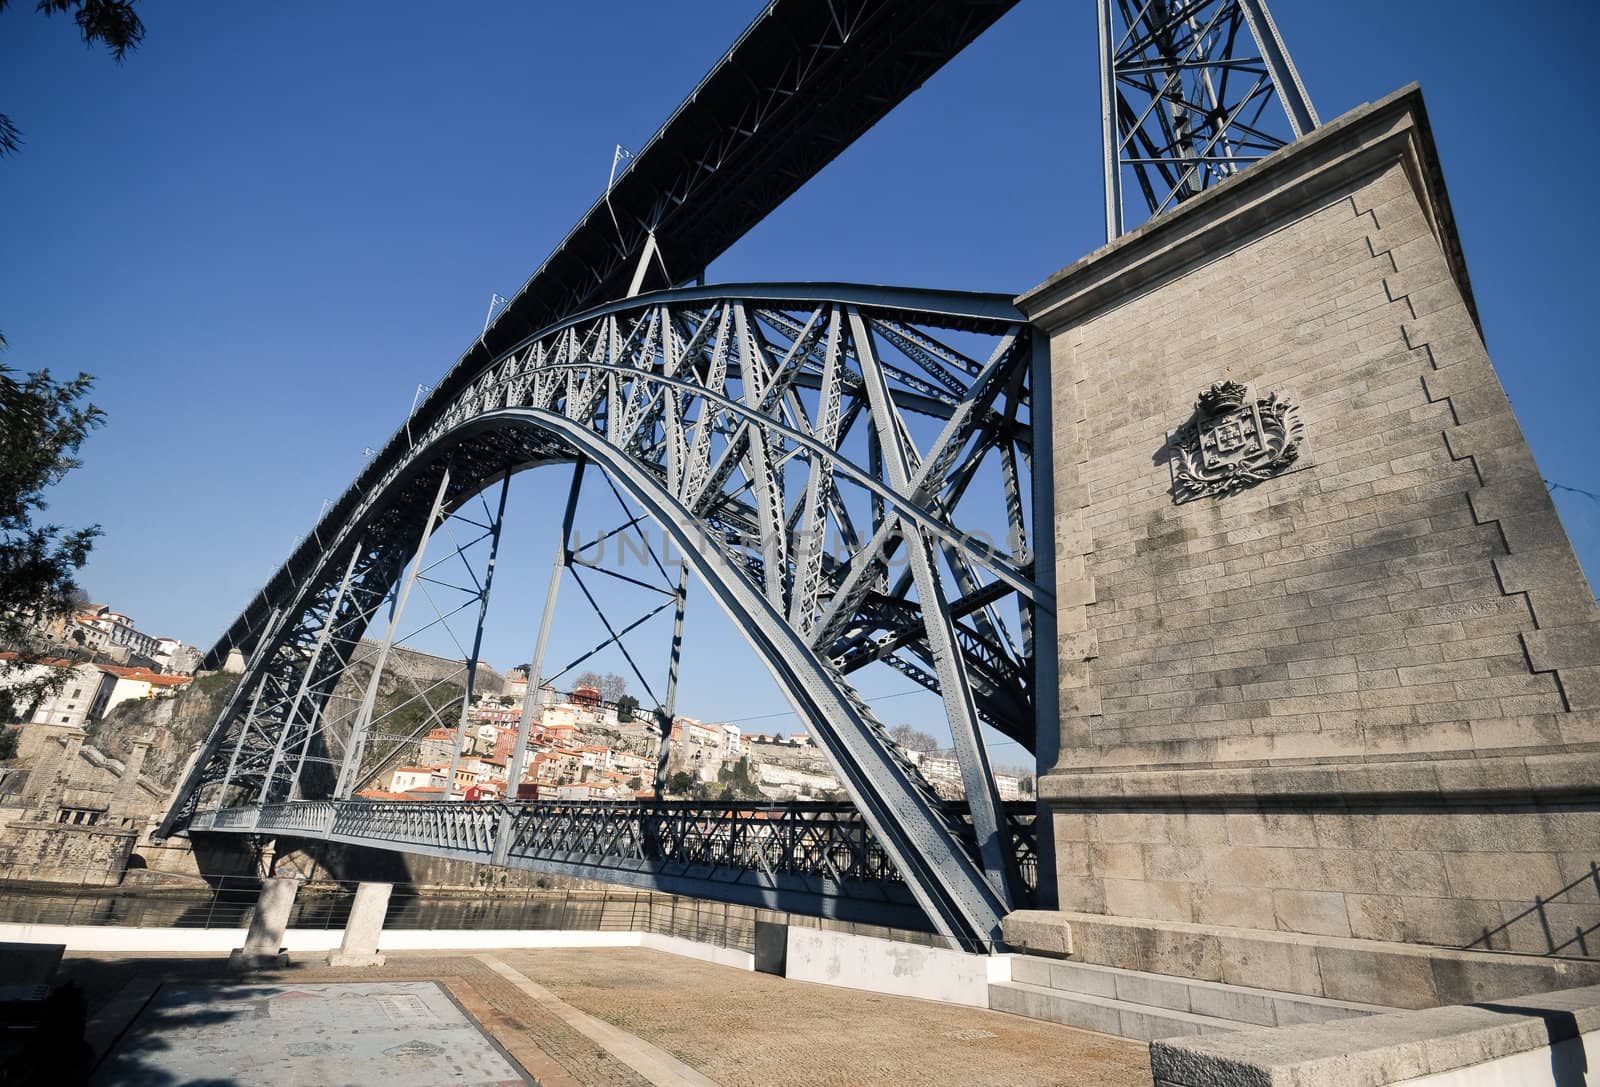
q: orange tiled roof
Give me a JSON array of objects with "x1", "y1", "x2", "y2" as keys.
[
  {"x1": 0, "y1": 651, "x2": 79, "y2": 668},
  {"x1": 97, "y1": 664, "x2": 191, "y2": 686}
]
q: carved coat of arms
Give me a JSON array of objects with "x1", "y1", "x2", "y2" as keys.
[{"x1": 1170, "y1": 380, "x2": 1305, "y2": 502}]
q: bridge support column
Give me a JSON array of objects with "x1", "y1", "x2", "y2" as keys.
[
  {"x1": 229, "y1": 877, "x2": 298, "y2": 971},
  {"x1": 327, "y1": 881, "x2": 392, "y2": 968},
  {"x1": 444, "y1": 470, "x2": 511, "y2": 800},
  {"x1": 653, "y1": 565, "x2": 689, "y2": 797},
  {"x1": 490, "y1": 808, "x2": 514, "y2": 867},
  {"x1": 262, "y1": 542, "x2": 364, "y2": 805},
  {"x1": 218, "y1": 675, "x2": 269, "y2": 806},
  {"x1": 507, "y1": 458, "x2": 585, "y2": 797},
  {"x1": 1014, "y1": 88, "x2": 1600, "y2": 1003},
  {"x1": 336, "y1": 468, "x2": 452, "y2": 799}
]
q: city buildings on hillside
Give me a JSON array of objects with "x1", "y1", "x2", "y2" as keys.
[
  {"x1": 13, "y1": 602, "x2": 202, "y2": 675},
  {"x1": 358, "y1": 686, "x2": 856, "y2": 804},
  {"x1": 66, "y1": 606, "x2": 161, "y2": 660},
  {"x1": 0, "y1": 655, "x2": 193, "y2": 730},
  {"x1": 351, "y1": 677, "x2": 1031, "y2": 808}
]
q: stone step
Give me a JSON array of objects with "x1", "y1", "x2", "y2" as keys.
[
  {"x1": 988, "y1": 980, "x2": 1242, "y2": 1042},
  {"x1": 1007, "y1": 953, "x2": 1385, "y2": 1028}
]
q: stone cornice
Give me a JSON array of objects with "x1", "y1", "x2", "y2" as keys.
[
  {"x1": 1040, "y1": 752, "x2": 1600, "y2": 808},
  {"x1": 1016, "y1": 84, "x2": 1479, "y2": 337}
]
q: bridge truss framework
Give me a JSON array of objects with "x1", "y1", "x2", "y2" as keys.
[
  {"x1": 161, "y1": 0, "x2": 1318, "y2": 949},
  {"x1": 169, "y1": 285, "x2": 1053, "y2": 948}
]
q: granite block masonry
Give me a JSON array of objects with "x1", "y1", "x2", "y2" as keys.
[
  {"x1": 1151, "y1": 983, "x2": 1600, "y2": 1087},
  {"x1": 1018, "y1": 84, "x2": 1600, "y2": 998}
]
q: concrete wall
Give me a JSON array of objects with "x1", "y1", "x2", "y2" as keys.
[
  {"x1": 0, "y1": 922, "x2": 753, "y2": 969},
  {"x1": 1021, "y1": 86, "x2": 1600, "y2": 965},
  {"x1": 1004, "y1": 909, "x2": 1600, "y2": 1009},
  {"x1": 1152, "y1": 983, "x2": 1600, "y2": 1087},
  {"x1": 784, "y1": 926, "x2": 1008, "y2": 1007}
]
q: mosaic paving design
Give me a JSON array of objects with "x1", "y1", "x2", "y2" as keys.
[{"x1": 94, "y1": 980, "x2": 528, "y2": 1086}]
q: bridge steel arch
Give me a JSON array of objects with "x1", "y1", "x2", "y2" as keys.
[{"x1": 162, "y1": 284, "x2": 1050, "y2": 948}]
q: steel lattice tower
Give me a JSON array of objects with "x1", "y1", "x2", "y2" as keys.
[{"x1": 1098, "y1": 0, "x2": 1319, "y2": 239}]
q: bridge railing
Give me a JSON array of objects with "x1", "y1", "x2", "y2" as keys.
[
  {"x1": 331, "y1": 800, "x2": 501, "y2": 855},
  {"x1": 209, "y1": 807, "x2": 259, "y2": 831},
  {"x1": 208, "y1": 797, "x2": 1038, "y2": 901},
  {"x1": 258, "y1": 802, "x2": 335, "y2": 837}
]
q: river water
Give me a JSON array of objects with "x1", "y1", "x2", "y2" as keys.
[{"x1": 0, "y1": 880, "x2": 775, "y2": 951}]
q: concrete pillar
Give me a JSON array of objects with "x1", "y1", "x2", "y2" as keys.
[
  {"x1": 326, "y1": 882, "x2": 391, "y2": 968},
  {"x1": 229, "y1": 877, "x2": 297, "y2": 970}
]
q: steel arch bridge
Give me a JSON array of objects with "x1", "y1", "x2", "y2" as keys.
[
  {"x1": 170, "y1": 285, "x2": 1050, "y2": 946},
  {"x1": 161, "y1": 0, "x2": 1318, "y2": 950}
]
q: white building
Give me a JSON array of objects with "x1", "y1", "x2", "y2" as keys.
[
  {"x1": 0, "y1": 658, "x2": 112, "y2": 729},
  {"x1": 542, "y1": 703, "x2": 578, "y2": 731},
  {"x1": 96, "y1": 665, "x2": 193, "y2": 717},
  {"x1": 152, "y1": 638, "x2": 203, "y2": 675},
  {"x1": 555, "y1": 780, "x2": 624, "y2": 801},
  {"x1": 718, "y1": 722, "x2": 742, "y2": 758},
  {"x1": 388, "y1": 765, "x2": 445, "y2": 793},
  {"x1": 579, "y1": 744, "x2": 614, "y2": 771},
  {"x1": 611, "y1": 749, "x2": 652, "y2": 776}
]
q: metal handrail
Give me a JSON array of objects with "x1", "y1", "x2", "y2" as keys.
[{"x1": 196, "y1": 797, "x2": 1038, "y2": 897}]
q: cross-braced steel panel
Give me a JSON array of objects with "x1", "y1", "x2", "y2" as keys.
[
  {"x1": 164, "y1": 284, "x2": 1048, "y2": 949},
  {"x1": 1098, "y1": 0, "x2": 1319, "y2": 238},
  {"x1": 190, "y1": 798, "x2": 1038, "y2": 942}
]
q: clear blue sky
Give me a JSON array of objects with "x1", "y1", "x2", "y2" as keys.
[{"x1": 3, "y1": 2, "x2": 1597, "y2": 759}]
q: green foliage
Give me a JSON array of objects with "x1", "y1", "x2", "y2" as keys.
[
  {"x1": 666, "y1": 770, "x2": 695, "y2": 796},
  {"x1": 0, "y1": 362, "x2": 104, "y2": 721},
  {"x1": 615, "y1": 694, "x2": 638, "y2": 722},
  {"x1": 358, "y1": 679, "x2": 464, "y2": 786},
  {"x1": 715, "y1": 756, "x2": 762, "y2": 800},
  {"x1": 194, "y1": 672, "x2": 239, "y2": 697},
  {"x1": 0, "y1": 726, "x2": 17, "y2": 760},
  {"x1": 1, "y1": 0, "x2": 146, "y2": 157}
]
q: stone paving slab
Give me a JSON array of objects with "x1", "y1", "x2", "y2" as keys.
[
  {"x1": 91, "y1": 980, "x2": 528, "y2": 1087},
  {"x1": 61, "y1": 948, "x2": 1153, "y2": 1087},
  {"x1": 498, "y1": 947, "x2": 1153, "y2": 1087}
]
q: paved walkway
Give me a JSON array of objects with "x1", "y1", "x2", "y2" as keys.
[{"x1": 62, "y1": 948, "x2": 1152, "y2": 1087}]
